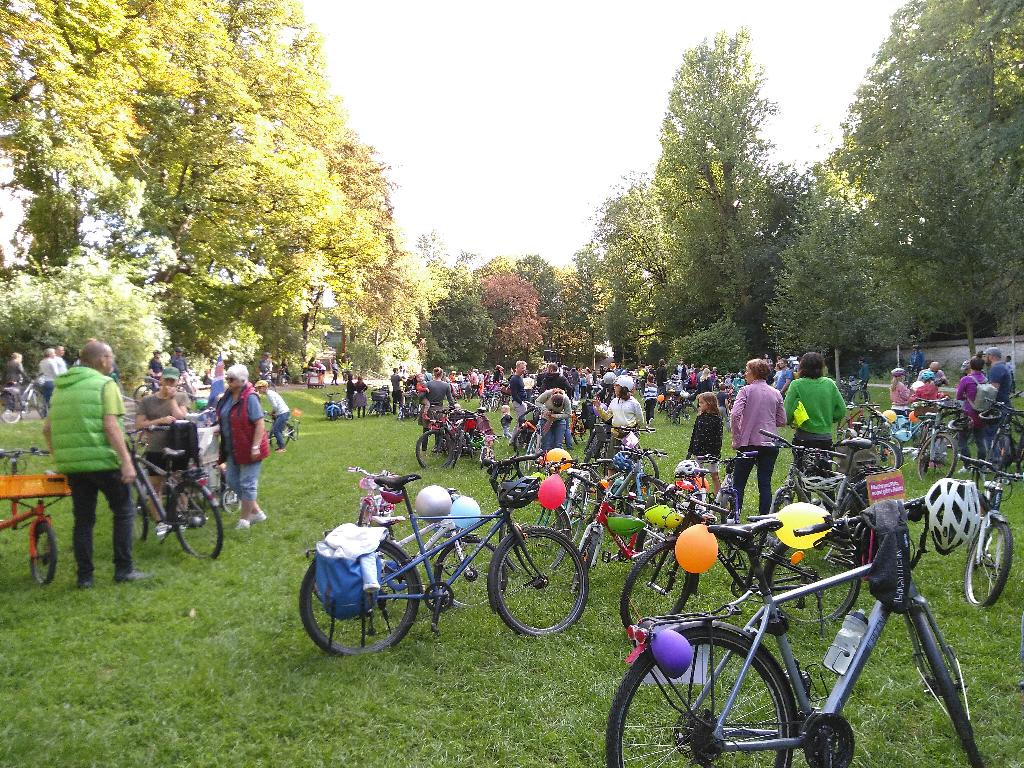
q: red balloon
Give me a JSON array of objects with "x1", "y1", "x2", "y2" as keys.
[{"x1": 537, "y1": 473, "x2": 567, "y2": 509}]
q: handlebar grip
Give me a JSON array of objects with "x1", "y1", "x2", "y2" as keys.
[{"x1": 794, "y1": 520, "x2": 834, "y2": 536}]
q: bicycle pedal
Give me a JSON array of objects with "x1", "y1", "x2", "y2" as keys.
[{"x1": 601, "y1": 551, "x2": 613, "y2": 563}]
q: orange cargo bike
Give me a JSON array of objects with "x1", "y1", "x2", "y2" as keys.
[{"x1": 0, "y1": 447, "x2": 68, "y2": 585}]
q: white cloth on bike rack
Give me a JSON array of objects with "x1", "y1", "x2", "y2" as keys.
[{"x1": 318, "y1": 523, "x2": 388, "y2": 591}]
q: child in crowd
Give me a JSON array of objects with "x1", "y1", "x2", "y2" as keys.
[
  {"x1": 643, "y1": 374, "x2": 659, "y2": 426},
  {"x1": 687, "y1": 392, "x2": 724, "y2": 492},
  {"x1": 889, "y1": 367, "x2": 913, "y2": 416},
  {"x1": 716, "y1": 381, "x2": 732, "y2": 427},
  {"x1": 500, "y1": 404, "x2": 513, "y2": 441}
]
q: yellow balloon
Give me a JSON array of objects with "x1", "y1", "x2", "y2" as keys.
[
  {"x1": 774, "y1": 503, "x2": 828, "y2": 549},
  {"x1": 882, "y1": 409, "x2": 897, "y2": 423},
  {"x1": 645, "y1": 504, "x2": 684, "y2": 530}
]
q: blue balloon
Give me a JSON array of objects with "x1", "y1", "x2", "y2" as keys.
[
  {"x1": 449, "y1": 495, "x2": 482, "y2": 529},
  {"x1": 651, "y1": 629, "x2": 694, "y2": 679}
]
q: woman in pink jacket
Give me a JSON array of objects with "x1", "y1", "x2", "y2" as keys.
[{"x1": 730, "y1": 358, "x2": 787, "y2": 517}]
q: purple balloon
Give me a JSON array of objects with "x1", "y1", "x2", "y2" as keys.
[{"x1": 651, "y1": 629, "x2": 694, "y2": 679}]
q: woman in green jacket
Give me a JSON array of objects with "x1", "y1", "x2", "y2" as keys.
[{"x1": 783, "y1": 352, "x2": 846, "y2": 451}]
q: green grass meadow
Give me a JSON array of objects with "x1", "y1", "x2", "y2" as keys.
[{"x1": 0, "y1": 388, "x2": 1022, "y2": 767}]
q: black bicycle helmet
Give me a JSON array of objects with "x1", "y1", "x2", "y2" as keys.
[{"x1": 498, "y1": 476, "x2": 541, "y2": 510}]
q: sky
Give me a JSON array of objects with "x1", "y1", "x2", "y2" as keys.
[{"x1": 302, "y1": 0, "x2": 907, "y2": 266}]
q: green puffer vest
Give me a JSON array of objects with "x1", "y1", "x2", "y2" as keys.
[{"x1": 50, "y1": 366, "x2": 121, "y2": 473}]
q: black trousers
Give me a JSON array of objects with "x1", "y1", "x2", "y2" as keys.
[
  {"x1": 732, "y1": 446, "x2": 780, "y2": 518},
  {"x1": 392, "y1": 389, "x2": 403, "y2": 414},
  {"x1": 67, "y1": 470, "x2": 136, "y2": 581}
]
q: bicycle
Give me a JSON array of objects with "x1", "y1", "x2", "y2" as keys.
[
  {"x1": 837, "y1": 374, "x2": 871, "y2": 405},
  {"x1": 298, "y1": 453, "x2": 589, "y2": 654},
  {"x1": 127, "y1": 427, "x2": 223, "y2": 559},
  {"x1": 984, "y1": 394, "x2": 1024, "y2": 471},
  {"x1": 415, "y1": 407, "x2": 459, "y2": 469},
  {"x1": 607, "y1": 511, "x2": 985, "y2": 768},
  {"x1": 0, "y1": 447, "x2": 64, "y2": 584},
  {"x1": 916, "y1": 400, "x2": 969, "y2": 481},
  {"x1": 323, "y1": 391, "x2": 352, "y2": 421},
  {"x1": 842, "y1": 403, "x2": 903, "y2": 470},
  {"x1": 263, "y1": 410, "x2": 300, "y2": 446},
  {"x1": 959, "y1": 455, "x2": 1019, "y2": 607},
  {"x1": 350, "y1": 466, "x2": 495, "y2": 607},
  {"x1": 445, "y1": 408, "x2": 496, "y2": 469},
  {"x1": 1, "y1": 379, "x2": 47, "y2": 423}
]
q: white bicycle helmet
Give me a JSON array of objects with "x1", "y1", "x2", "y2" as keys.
[
  {"x1": 674, "y1": 459, "x2": 700, "y2": 478},
  {"x1": 615, "y1": 375, "x2": 635, "y2": 391},
  {"x1": 602, "y1": 371, "x2": 617, "y2": 385},
  {"x1": 923, "y1": 478, "x2": 981, "y2": 554}
]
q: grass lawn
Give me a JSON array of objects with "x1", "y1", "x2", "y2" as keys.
[{"x1": 0, "y1": 387, "x2": 1022, "y2": 767}]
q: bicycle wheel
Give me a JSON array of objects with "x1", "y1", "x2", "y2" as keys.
[
  {"x1": 286, "y1": 419, "x2": 299, "y2": 444},
  {"x1": 29, "y1": 518, "x2": 58, "y2": 585},
  {"x1": 874, "y1": 438, "x2": 903, "y2": 471},
  {"x1": 220, "y1": 487, "x2": 241, "y2": 515},
  {"x1": 132, "y1": 384, "x2": 150, "y2": 402},
  {"x1": 298, "y1": 539, "x2": 421, "y2": 655},
  {"x1": 606, "y1": 624, "x2": 797, "y2": 768},
  {"x1": 769, "y1": 486, "x2": 794, "y2": 515},
  {"x1": 131, "y1": 485, "x2": 150, "y2": 541},
  {"x1": 171, "y1": 481, "x2": 223, "y2": 559},
  {"x1": 30, "y1": 392, "x2": 47, "y2": 418},
  {"x1": 433, "y1": 536, "x2": 496, "y2": 608},
  {"x1": 488, "y1": 526, "x2": 588, "y2": 636},
  {"x1": 907, "y1": 603, "x2": 985, "y2": 768},
  {"x1": 964, "y1": 517, "x2": 1013, "y2": 607},
  {"x1": 641, "y1": 453, "x2": 660, "y2": 480},
  {"x1": 917, "y1": 431, "x2": 958, "y2": 481},
  {"x1": 1, "y1": 408, "x2": 22, "y2": 424},
  {"x1": 762, "y1": 537, "x2": 860, "y2": 623},
  {"x1": 619, "y1": 537, "x2": 696, "y2": 628},
  {"x1": 415, "y1": 430, "x2": 450, "y2": 470}
]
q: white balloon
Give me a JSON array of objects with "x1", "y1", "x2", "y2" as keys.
[{"x1": 414, "y1": 484, "x2": 453, "y2": 518}]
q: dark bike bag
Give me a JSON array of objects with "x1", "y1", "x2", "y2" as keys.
[{"x1": 861, "y1": 499, "x2": 912, "y2": 613}]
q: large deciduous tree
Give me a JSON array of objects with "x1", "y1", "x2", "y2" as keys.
[{"x1": 480, "y1": 273, "x2": 544, "y2": 365}]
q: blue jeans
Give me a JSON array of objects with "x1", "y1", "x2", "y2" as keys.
[
  {"x1": 732, "y1": 446, "x2": 780, "y2": 518},
  {"x1": 41, "y1": 380, "x2": 55, "y2": 405},
  {"x1": 271, "y1": 411, "x2": 289, "y2": 448},
  {"x1": 543, "y1": 419, "x2": 567, "y2": 452},
  {"x1": 225, "y1": 456, "x2": 262, "y2": 502}
]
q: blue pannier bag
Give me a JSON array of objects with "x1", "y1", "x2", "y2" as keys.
[{"x1": 315, "y1": 552, "x2": 365, "y2": 619}]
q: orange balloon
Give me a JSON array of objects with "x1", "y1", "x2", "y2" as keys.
[
  {"x1": 909, "y1": 411, "x2": 919, "y2": 423},
  {"x1": 657, "y1": 394, "x2": 666, "y2": 403},
  {"x1": 675, "y1": 524, "x2": 719, "y2": 574}
]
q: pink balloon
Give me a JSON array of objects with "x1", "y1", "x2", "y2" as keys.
[{"x1": 537, "y1": 473, "x2": 567, "y2": 509}]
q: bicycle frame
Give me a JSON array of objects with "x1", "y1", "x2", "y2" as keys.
[
  {"x1": 377, "y1": 507, "x2": 509, "y2": 601},
  {"x1": 683, "y1": 565, "x2": 940, "y2": 753},
  {"x1": 0, "y1": 497, "x2": 54, "y2": 559}
]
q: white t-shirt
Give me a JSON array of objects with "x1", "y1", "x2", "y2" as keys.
[
  {"x1": 265, "y1": 388, "x2": 289, "y2": 416},
  {"x1": 603, "y1": 397, "x2": 644, "y2": 428},
  {"x1": 38, "y1": 357, "x2": 62, "y2": 382}
]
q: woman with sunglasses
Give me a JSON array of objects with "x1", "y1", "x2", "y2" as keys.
[{"x1": 217, "y1": 364, "x2": 269, "y2": 530}]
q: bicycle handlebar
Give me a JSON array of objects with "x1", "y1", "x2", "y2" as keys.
[
  {"x1": 0, "y1": 446, "x2": 49, "y2": 457},
  {"x1": 758, "y1": 430, "x2": 845, "y2": 458},
  {"x1": 481, "y1": 452, "x2": 545, "y2": 474}
]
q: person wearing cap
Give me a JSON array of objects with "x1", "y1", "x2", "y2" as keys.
[
  {"x1": 135, "y1": 366, "x2": 191, "y2": 539},
  {"x1": 216, "y1": 364, "x2": 268, "y2": 530},
  {"x1": 984, "y1": 346, "x2": 1013, "y2": 405},
  {"x1": 255, "y1": 379, "x2": 290, "y2": 452},
  {"x1": 983, "y1": 346, "x2": 1013, "y2": 451}
]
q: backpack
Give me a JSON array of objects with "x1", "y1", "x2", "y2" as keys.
[
  {"x1": 972, "y1": 380, "x2": 998, "y2": 414},
  {"x1": 167, "y1": 419, "x2": 200, "y2": 470}
]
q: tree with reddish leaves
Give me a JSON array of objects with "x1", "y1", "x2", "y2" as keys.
[{"x1": 480, "y1": 273, "x2": 545, "y2": 365}]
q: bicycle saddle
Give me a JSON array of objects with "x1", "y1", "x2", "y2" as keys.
[
  {"x1": 374, "y1": 473, "x2": 422, "y2": 490},
  {"x1": 708, "y1": 517, "x2": 782, "y2": 545},
  {"x1": 836, "y1": 437, "x2": 872, "y2": 450}
]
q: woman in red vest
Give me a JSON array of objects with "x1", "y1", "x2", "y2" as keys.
[{"x1": 217, "y1": 364, "x2": 269, "y2": 530}]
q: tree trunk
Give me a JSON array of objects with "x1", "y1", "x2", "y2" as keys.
[
  {"x1": 965, "y1": 317, "x2": 975, "y2": 357},
  {"x1": 833, "y1": 348, "x2": 841, "y2": 380}
]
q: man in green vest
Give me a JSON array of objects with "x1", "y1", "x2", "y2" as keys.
[{"x1": 42, "y1": 340, "x2": 149, "y2": 588}]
